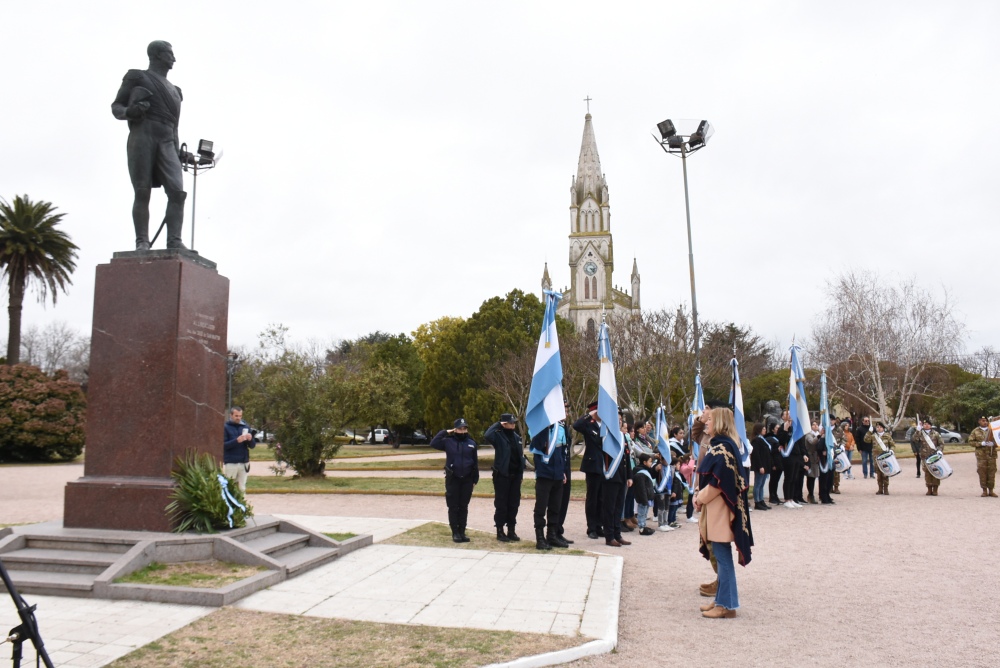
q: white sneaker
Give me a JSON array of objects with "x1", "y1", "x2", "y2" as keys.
[
  {"x1": 792, "y1": 501, "x2": 804, "y2": 508},
  {"x1": 686, "y1": 517, "x2": 699, "y2": 523},
  {"x1": 784, "y1": 501, "x2": 797, "y2": 509},
  {"x1": 658, "y1": 524, "x2": 674, "y2": 532}
]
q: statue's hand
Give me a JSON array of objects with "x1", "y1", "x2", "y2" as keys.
[{"x1": 125, "y1": 101, "x2": 150, "y2": 119}]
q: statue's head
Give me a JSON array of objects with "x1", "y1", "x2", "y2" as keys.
[{"x1": 147, "y1": 40, "x2": 175, "y2": 69}]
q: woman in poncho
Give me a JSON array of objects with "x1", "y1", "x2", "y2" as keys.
[{"x1": 694, "y1": 407, "x2": 753, "y2": 618}]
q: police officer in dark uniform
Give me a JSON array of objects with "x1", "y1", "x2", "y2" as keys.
[
  {"x1": 530, "y1": 413, "x2": 571, "y2": 550},
  {"x1": 431, "y1": 419, "x2": 479, "y2": 543},
  {"x1": 484, "y1": 413, "x2": 525, "y2": 542},
  {"x1": 573, "y1": 401, "x2": 604, "y2": 539}
]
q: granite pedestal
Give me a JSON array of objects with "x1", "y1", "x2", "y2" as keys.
[{"x1": 64, "y1": 250, "x2": 229, "y2": 531}]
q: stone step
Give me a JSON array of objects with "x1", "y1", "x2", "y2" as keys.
[
  {"x1": 2, "y1": 569, "x2": 95, "y2": 597},
  {"x1": 25, "y1": 536, "x2": 135, "y2": 554},
  {"x1": 271, "y1": 546, "x2": 339, "y2": 576},
  {"x1": 242, "y1": 531, "x2": 310, "y2": 557},
  {"x1": 230, "y1": 522, "x2": 281, "y2": 544},
  {"x1": 0, "y1": 548, "x2": 119, "y2": 575}
]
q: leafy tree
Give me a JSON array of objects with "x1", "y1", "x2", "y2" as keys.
[
  {"x1": 236, "y1": 326, "x2": 349, "y2": 477},
  {"x1": 0, "y1": 195, "x2": 79, "y2": 365},
  {"x1": 414, "y1": 316, "x2": 466, "y2": 430},
  {"x1": 0, "y1": 364, "x2": 86, "y2": 462},
  {"x1": 934, "y1": 378, "x2": 1000, "y2": 431}
]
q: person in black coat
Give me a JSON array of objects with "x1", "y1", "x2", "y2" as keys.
[
  {"x1": 601, "y1": 411, "x2": 634, "y2": 547},
  {"x1": 767, "y1": 421, "x2": 785, "y2": 505},
  {"x1": 749, "y1": 423, "x2": 773, "y2": 511},
  {"x1": 530, "y1": 418, "x2": 572, "y2": 550},
  {"x1": 431, "y1": 418, "x2": 479, "y2": 543},
  {"x1": 573, "y1": 401, "x2": 605, "y2": 539},
  {"x1": 854, "y1": 416, "x2": 874, "y2": 479},
  {"x1": 484, "y1": 413, "x2": 525, "y2": 542}
]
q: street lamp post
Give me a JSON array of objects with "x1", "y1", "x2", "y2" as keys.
[{"x1": 651, "y1": 119, "x2": 714, "y2": 372}]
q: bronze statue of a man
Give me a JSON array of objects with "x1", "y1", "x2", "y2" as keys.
[{"x1": 111, "y1": 40, "x2": 187, "y2": 250}]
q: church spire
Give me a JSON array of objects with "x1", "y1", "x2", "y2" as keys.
[
  {"x1": 541, "y1": 262, "x2": 552, "y2": 291},
  {"x1": 574, "y1": 113, "x2": 607, "y2": 207}
]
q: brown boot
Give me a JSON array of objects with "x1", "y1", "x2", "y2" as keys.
[
  {"x1": 699, "y1": 580, "x2": 718, "y2": 597},
  {"x1": 702, "y1": 605, "x2": 736, "y2": 618},
  {"x1": 926, "y1": 490, "x2": 934, "y2": 496},
  {"x1": 932, "y1": 488, "x2": 939, "y2": 496},
  {"x1": 982, "y1": 489, "x2": 989, "y2": 497},
  {"x1": 990, "y1": 489, "x2": 998, "y2": 498},
  {"x1": 699, "y1": 602, "x2": 716, "y2": 612}
]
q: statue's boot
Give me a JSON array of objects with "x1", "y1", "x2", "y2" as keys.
[
  {"x1": 164, "y1": 191, "x2": 188, "y2": 250},
  {"x1": 133, "y1": 187, "x2": 151, "y2": 250}
]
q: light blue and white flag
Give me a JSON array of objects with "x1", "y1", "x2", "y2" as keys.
[
  {"x1": 525, "y1": 290, "x2": 566, "y2": 462},
  {"x1": 654, "y1": 406, "x2": 672, "y2": 493},
  {"x1": 597, "y1": 321, "x2": 625, "y2": 479},
  {"x1": 785, "y1": 344, "x2": 810, "y2": 456},
  {"x1": 686, "y1": 372, "x2": 706, "y2": 462},
  {"x1": 818, "y1": 370, "x2": 837, "y2": 473},
  {"x1": 729, "y1": 356, "x2": 753, "y2": 469}
]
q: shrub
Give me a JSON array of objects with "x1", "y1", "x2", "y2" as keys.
[
  {"x1": 0, "y1": 364, "x2": 86, "y2": 462},
  {"x1": 166, "y1": 451, "x2": 253, "y2": 533}
]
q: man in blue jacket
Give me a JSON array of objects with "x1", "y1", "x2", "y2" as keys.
[
  {"x1": 484, "y1": 413, "x2": 525, "y2": 543},
  {"x1": 431, "y1": 419, "x2": 479, "y2": 543},
  {"x1": 223, "y1": 406, "x2": 257, "y2": 492},
  {"x1": 530, "y1": 416, "x2": 571, "y2": 550}
]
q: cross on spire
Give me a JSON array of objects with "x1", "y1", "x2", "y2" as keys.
[{"x1": 584, "y1": 95, "x2": 592, "y2": 113}]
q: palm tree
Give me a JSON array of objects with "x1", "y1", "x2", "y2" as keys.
[{"x1": 0, "y1": 195, "x2": 79, "y2": 365}]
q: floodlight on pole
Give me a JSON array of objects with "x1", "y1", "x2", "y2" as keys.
[
  {"x1": 650, "y1": 118, "x2": 713, "y2": 373},
  {"x1": 176, "y1": 138, "x2": 223, "y2": 251}
]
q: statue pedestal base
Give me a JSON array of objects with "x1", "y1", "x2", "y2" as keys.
[{"x1": 64, "y1": 250, "x2": 229, "y2": 532}]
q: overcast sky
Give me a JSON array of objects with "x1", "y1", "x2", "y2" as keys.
[{"x1": 2, "y1": 1, "x2": 997, "y2": 360}]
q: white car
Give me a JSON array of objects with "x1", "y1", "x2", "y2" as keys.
[
  {"x1": 367, "y1": 428, "x2": 391, "y2": 444},
  {"x1": 933, "y1": 427, "x2": 962, "y2": 444}
]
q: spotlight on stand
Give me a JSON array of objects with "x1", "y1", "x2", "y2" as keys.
[
  {"x1": 656, "y1": 119, "x2": 676, "y2": 140},
  {"x1": 172, "y1": 137, "x2": 221, "y2": 251}
]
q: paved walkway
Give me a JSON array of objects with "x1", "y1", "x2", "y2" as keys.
[{"x1": 1, "y1": 514, "x2": 621, "y2": 667}]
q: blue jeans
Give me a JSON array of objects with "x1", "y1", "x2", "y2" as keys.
[
  {"x1": 636, "y1": 503, "x2": 650, "y2": 529},
  {"x1": 712, "y1": 541, "x2": 739, "y2": 610},
  {"x1": 860, "y1": 450, "x2": 874, "y2": 477},
  {"x1": 753, "y1": 472, "x2": 769, "y2": 503}
]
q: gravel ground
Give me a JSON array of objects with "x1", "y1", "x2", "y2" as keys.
[{"x1": 3, "y1": 451, "x2": 998, "y2": 667}]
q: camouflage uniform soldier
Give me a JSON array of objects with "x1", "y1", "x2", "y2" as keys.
[
  {"x1": 831, "y1": 419, "x2": 845, "y2": 494},
  {"x1": 864, "y1": 423, "x2": 895, "y2": 495},
  {"x1": 968, "y1": 417, "x2": 998, "y2": 497},
  {"x1": 911, "y1": 418, "x2": 944, "y2": 496}
]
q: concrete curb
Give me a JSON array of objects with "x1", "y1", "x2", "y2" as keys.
[{"x1": 483, "y1": 555, "x2": 623, "y2": 668}]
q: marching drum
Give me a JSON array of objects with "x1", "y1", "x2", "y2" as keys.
[
  {"x1": 875, "y1": 450, "x2": 901, "y2": 477},
  {"x1": 925, "y1": 452, "x2": 953, "y2": 480},
  {"x1": 834, "y1": 448, "x2": 851, "y2": 473}
]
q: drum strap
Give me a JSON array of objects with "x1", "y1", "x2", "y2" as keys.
[
  {"x1": 920, "y1": 429, "x2": 939, "y2": 454},
  {"x1": 871, "y1": 431, "x2": 888, "y2": 452}
]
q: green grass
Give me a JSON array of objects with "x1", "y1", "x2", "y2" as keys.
[
  {"x1": 384, "y1": 522, "x2": 588, "y2": 556},
  {"x1": 247, "y1": 475, "x2": 588, "y2": 499},
  {"x1": 115, "y1": 561, "x2": 265, "y2": 588},
  {"x1": 329, "y1": 456, "x2": 494, "y2": 471},
  {"x1": 323, "y1": 532, "x2": 358, "y2": 541},
  {"x1": 250, "y1": 444, "x2": 437, "y2": 461}
]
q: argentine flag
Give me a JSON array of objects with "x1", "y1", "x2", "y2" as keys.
[
  {"x1": 729, "y1": 356, "x2": 753, "y2": 468},
  {"x1": 785, "y1": 344, "x2": 810, "y2": 456},
  {"x1": 597, "y1": 321, "x2": 625, "y2": 479},
  {"x1": 818, "y1": 370, "x2": 836, "y2": 473},
  {"x1": 525, "y1": 290, "x2": 566, "y2": 462},
  {"x1": 654, "y1": 406, "x2": 673, "y2": 493},
  {"x1": 686, "y1": 372, "x2": 706, "y2": 462}
]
